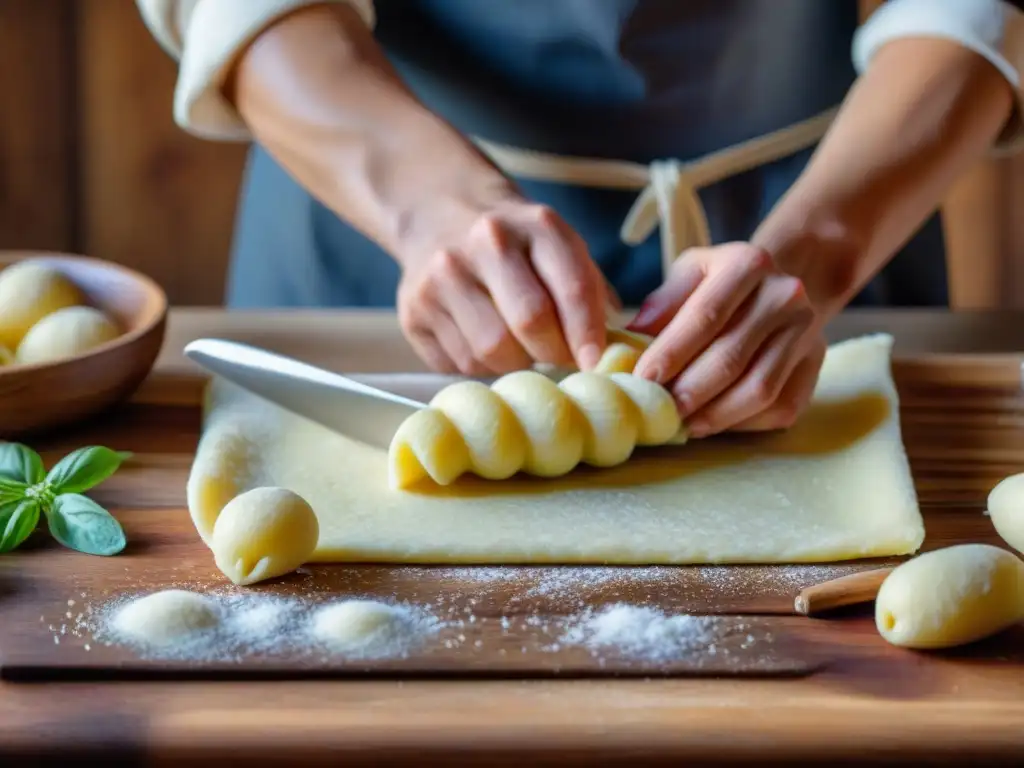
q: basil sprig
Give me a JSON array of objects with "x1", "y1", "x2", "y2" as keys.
[{"x1": 0, "y1": 443, "x2": 130, "y2": 556}]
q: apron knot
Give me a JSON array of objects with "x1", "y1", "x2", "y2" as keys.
[{"x1": 620, "y1": 159, "x2": 711, "y2": 279}]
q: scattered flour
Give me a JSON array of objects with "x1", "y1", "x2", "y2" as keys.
[
  {"x1": 50, "y1": 560, "x2": 830, "y2": 667},
  {"x1": 95, "y1": 590, "x2": 311, "y2": 661},
  {"x1": 400, "y1": 563, "x2": 855, "y2": 603},
  {"x1": 561, "y1": 603, "x2": 718, "y2": 662},
  {"x1": 90, "y1": 589, "x2": 441, "y2": 662}
]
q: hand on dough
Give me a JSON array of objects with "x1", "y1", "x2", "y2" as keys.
[{"x1": 627, "y1": 243, "x2": 825, "y2": 438}]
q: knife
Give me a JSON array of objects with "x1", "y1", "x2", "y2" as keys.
[{"x1": 183, "y1": 338, "x2": 430, "y2": 451}]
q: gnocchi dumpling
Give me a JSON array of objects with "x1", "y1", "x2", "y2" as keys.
[
  {"x1": 987, "y1": 472, "x2": 1024, "y2": 555},
  {"x1": 0, "y1": 261, "x2": 84, "y2": 350},
  {"x1": 210, "y1": 487, "x2": 319, "y2": 586},
  {"x1": 875, "y1": 544, "x2": 1024, "y2": 649},
  {"x1": 16, "y1": 306, "x2": 120, "y2": 365}
]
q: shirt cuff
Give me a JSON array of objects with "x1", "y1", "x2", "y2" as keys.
[
  {"x1": 141, "y1": 0, "x2": 376, "y2": 142},
  {"x1": 853, "y1": 0, "x2": 1024, "y2": 155}
]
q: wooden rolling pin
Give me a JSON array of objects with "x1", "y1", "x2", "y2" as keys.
[{"x1": 794, "y1": 567, "x2": 895, "y2": 616}]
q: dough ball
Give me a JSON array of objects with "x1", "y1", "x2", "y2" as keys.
[
  {"x1": 595, "y1": 328, "x2": 651, "y2": 373},
  {"x1": 875, "y1": 543, "x2": 1024, "y2": 649},
  {"x1": 0, "y1": 344, "x2": 13, "y2": 367},
  {"x1": 558, "y1": 372, "x2": 638, "y2": 466},
  {"x1": 311, "y1": 599, "x2": 406, "y2": 650},
  {"x1": 430, "y1": 381, "x2": 526, "y2": 480},
  {"x1": 16, "y1": 305, "x2": 121, "y2": 365},
  {"x1": 607, "y1": 372, "x2": 683, "y2": 445},
  {"x1": 210, "y1": 487, "x2": 319, "y2": 586},
  {"x1": 112, "y1": 589, "x2": 219, "y2": 646},
  {"x1": 0, "y1": 261, "x2": 84, "y2": 349},
  {"x1": 593, "y1": 343, "x2": 642, "y2": 374},
  {"x1": 987, "y1": 473, "x2": 1024, "y2": 555},
  {"x1": 490, "y1": 370, "x2": 584, "y2": 478},
  {"x1": 389, "y1": 407, "x2": 471, "y2": 489}
]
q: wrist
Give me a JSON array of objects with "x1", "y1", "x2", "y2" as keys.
[
  {"x1": 753, "y1": 187, "x2": 868, "y2": 322},
  {"x1": 386, "y1": 157, "x2": 523, "y2": 268}
]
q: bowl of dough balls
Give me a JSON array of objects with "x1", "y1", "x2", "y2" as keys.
[{"x1": 0, "y1": 252, "x2": 167, "y2": 437}]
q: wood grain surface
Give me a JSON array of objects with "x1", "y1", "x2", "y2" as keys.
[
  {"x1": 0, "y1": 0, "x2": 75, "y2": 252},
  {"x1": 76, "y1": 0, "x2": 248, "y2": 305},
  {"x1": 3, "y1": 309, "x2": 1024, "y2": 766}
]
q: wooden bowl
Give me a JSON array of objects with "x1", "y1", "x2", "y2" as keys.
[{"x1": 0, "y1": 252, "x2": 167, "y2": 438}]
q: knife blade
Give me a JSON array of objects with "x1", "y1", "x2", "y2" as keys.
[{"x1": 183, "y1": 338, "x2": 427, "y2": 451}]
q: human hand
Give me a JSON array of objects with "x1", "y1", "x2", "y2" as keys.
[
  {"x1": 626, "y1": 243, "x2": 826, "y2": 437},
  {"x1": 396, "y1": 194, "x2": 616, "y2": 376}
]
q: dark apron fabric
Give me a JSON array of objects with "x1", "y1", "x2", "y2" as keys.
[{"x1": 227, "y1": 0, "x2": 948, "y2": 309}]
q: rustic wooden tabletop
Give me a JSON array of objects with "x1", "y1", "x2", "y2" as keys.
[{"x1": 3, "y1": 308, "x2": 1024, "y2": 767}]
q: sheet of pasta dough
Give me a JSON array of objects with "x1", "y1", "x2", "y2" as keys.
[{"x1": 186, "y1": 334, "x2": 924, "y2": 564}]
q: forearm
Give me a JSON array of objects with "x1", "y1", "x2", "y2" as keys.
[
  {"x1": 754, "y1": 37, "x2": 1016, "y2": 319},
  {"x1": 227, "y1": 3, "x2": 515, "y2": 259}
]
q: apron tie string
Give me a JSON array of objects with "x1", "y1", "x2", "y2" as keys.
[{"x1": 473, "y1": 106, "x2": 840, "y2": 279}]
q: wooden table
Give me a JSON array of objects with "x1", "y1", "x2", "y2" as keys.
[{"x1": 4, "y1": 308, "x2": 1024, "y2": 767}]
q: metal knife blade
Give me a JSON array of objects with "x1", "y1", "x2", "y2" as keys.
[{"x1": 183, "y1": 338, "x2": 426, "y2": 451}]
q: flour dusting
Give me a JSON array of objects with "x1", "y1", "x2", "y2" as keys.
[
  {"x1": 562, "y1": 603, "x2": 718, "y2": 661},
  {"x1": 42, "y1": 559, "x2": 824, "y2": 668},
  {"x1": 89, "y1": 589, "x2": 442, "y2": 662},
  {"x1": 401, "y1": 562, "x2": 856, "y2": 604}
]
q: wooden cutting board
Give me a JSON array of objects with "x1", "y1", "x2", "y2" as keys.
[{"x1": 0, "y1": 351, "x2": 1022, "y2": 680}]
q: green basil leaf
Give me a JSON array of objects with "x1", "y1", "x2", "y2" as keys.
[
  {"x1": 45, "y1": 446, "x2": 132, "y2": 494},
  {"x1": 0, "y1": 443, "x2": 44, "y2": 484},
  {"x1": 0, "y1": 499, "x2": 40, "y2": 553},
  {"x1": 0, "y1": 500, "x2": 21, "y2": 550},
  {"x1": 0, "y1": 476, "x2": 28, "y2": 501},
  {"x1": 46, "y1": 493, "x2": 126, "y2": 556}
]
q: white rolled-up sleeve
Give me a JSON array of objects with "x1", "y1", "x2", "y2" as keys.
[
  {"x1": 136, "y1": 0, "x2": 376, "y2": 141},
  {"x1": 853, "y1": 0, "x2": 1024, "y2": 155}
]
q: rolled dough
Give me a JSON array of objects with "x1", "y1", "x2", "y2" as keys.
[
  {"x1": 186, "y1": 334, "x2": 924, "y2": 564},
  {"x1": 389, "y1": 367, "x2": 682, "y2": 489}
]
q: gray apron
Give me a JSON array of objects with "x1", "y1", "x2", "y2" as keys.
[{"x1": 227, "y1": 0, "x2": 947, "y2": 309}]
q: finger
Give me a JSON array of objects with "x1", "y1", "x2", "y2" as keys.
[
  {"x1": 435, "y1": 253, "x2": 532, "y2": 373},
  {"x1": 406, "y1": 327, "x2": 458, "y2": 374},
  {"x1": 684, "y1": 323, "x2": 808, "y2": 437},
  {"x1": 626, "y1": 252, "x2": 706, "y2": 336},
  {"x1": 471, "y1": 220, "x2": 575, "y2": 367},
  {"x1": 428, "y1": 303, "x2": 493, "y2": 377},
  {"x1": 524, "y1": 206, "x2": 608, "y2": 370},
  {"x1": 399, "y1": 280, "x2": 459, "y2": 374},
  {"x1": 634, "y1": 246, "x2": 773, "y2": 384},
  {"x1": 602, "y1": 272, "x2": 623, "y2": 312},
  {"x1": 669, "y1": 277, "x2": 811, "y2": 416},
  {"x1": 731, "y1": 340, "x2": 826, "y2": 433}
]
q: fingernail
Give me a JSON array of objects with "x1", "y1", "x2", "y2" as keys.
[
  {"x1": 637, "y1": 364, "x2": 663, "y2": 383},
  {"x1": 687, "y1": 418, "x2": 708, "y2": 437},
  {"x1": 673, "y1": 388, "x2": 694, "y2": 415},
  {"x1": 626, "y1": 300, "x2": 658, "y2": 331},
  {"x1": 578, "y1": 343, "x2": 602, "y2": 371}
]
